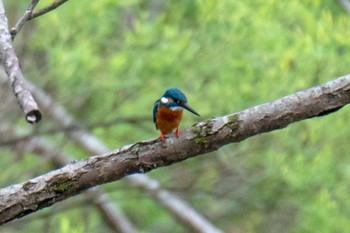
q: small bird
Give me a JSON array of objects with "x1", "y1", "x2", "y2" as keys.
[{"x1": 153, "y1": 88, "x2": 200, "y2": 141}]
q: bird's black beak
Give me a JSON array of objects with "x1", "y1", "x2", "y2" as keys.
[{"x1": 182, "y1": 103, "x2": 200, "y2": 116}]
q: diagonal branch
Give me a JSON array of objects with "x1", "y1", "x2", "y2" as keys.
[
  {"x1": 27, "y1": 81, "x2": 223, "y2": 233},
  {"x1": 0, "y1": 0, "x2": 41, "y2": 123},
  {"x1": 1, "y1": 72, "x2": 222, "y2": 231},
  {"x1": 2, "y1": 132, "x2": 137, "y2": 233},
  {"x1": 0, "y1": 74, "x2": 350, "y2": 224}
]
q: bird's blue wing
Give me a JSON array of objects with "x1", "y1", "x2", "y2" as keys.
[{"x1": 153, "y1": 99, "x2": 160, "y2": 129}]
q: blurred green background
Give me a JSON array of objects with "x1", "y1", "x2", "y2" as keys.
[{"x1": 1, "y1": 0, "x2": 350, "y2": 232}]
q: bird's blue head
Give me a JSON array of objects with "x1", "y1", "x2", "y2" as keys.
[
  {"x1": 160, "y1": 88, "x2": 200, "y2": 116},
  {"x1": 163, "y1": 88, "x2": 187, "y2": 103}
]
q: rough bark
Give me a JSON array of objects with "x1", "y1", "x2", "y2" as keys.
[
  {"x1": 0, "y1": 72, "x2": 223, "y2": 233},
  {"x1": 28, "y1": 81, "x2": 222, "y2": 233},
  {"x1": 7, "y1": 134, "x2": 137, "y2": 233},
  {"x1": 0, "y1": 74, "x2": 349, "y2": 224}
]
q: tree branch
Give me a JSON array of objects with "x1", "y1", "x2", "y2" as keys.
[
  {"x1": 27, "y1": 81, "x2": 223, "y2": 233},
  {"x1": 0, "y1": 0, "x2": 41, "y2": 123},
  {"x1": 1, "y1": 74, "x2": 349, "y2": 224},
  {"x1": 2, "y1": 132, "x2": 137, "y2": 233},
  {"x1": 0, "y1": 71, "x2": 222, "y2": 231}
]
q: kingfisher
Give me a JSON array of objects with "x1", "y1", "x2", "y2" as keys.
[{"x1": 153, "y1": 88, "x2": 200, "y2": 141}]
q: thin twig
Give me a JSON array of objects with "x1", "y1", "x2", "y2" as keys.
[
  {"x1": 29, "y1": 0, "x2": 69, "y2": 20},
  {"x1": 11, "y1": 0, "x2": 69, "y2": 40},
  {"x1": 10, "y1": 0, "x2": 39, "y2": 40},
  {"x1": 0, "y1": 0, "x2": 41, "y2": 123}
]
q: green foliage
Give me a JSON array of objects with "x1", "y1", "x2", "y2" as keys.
[{"x1": 1, "y1": 0, "x2": 350, "y2": 232}]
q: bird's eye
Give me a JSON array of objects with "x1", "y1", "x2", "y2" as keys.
[{"x1": 176, "y1": 100, "x2": 181, "y2": 104}]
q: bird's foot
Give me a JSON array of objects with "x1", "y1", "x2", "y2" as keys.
[
  {"x1": 160, "y1": 132, "x2": 165, "y2": 141},
  {"x1": 175, "y1": 127, "x2": 180, "y2": 138}
]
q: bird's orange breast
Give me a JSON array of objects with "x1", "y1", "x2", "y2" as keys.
[{"x1": 156, "y1": 105, "x2": 183, "y2": 134}]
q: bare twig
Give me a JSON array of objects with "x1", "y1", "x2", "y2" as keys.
[
  {"x1": 29, "y1": 0, "x2": 68, "y2": 20},
  {"x1": 1, "y1": 74, "x2": 350, "y2": 224},
  {"x1": 0, "y1": 0, "x2": 41, "y2": 123},
  {"x1": 10, "y1": 0, "x2": 39, "y2": 40},
  {"x1": 10, "y1": 0, "x2": 69, "y2": 40}
]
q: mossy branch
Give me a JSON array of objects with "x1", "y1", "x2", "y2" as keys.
[{"x1": 0, "y1": 74, "x2": 349, "y2": 224}]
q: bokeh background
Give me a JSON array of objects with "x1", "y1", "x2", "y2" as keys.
[{"x1": 1, "y1": 0, "x2": 350, "y2": 232}]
